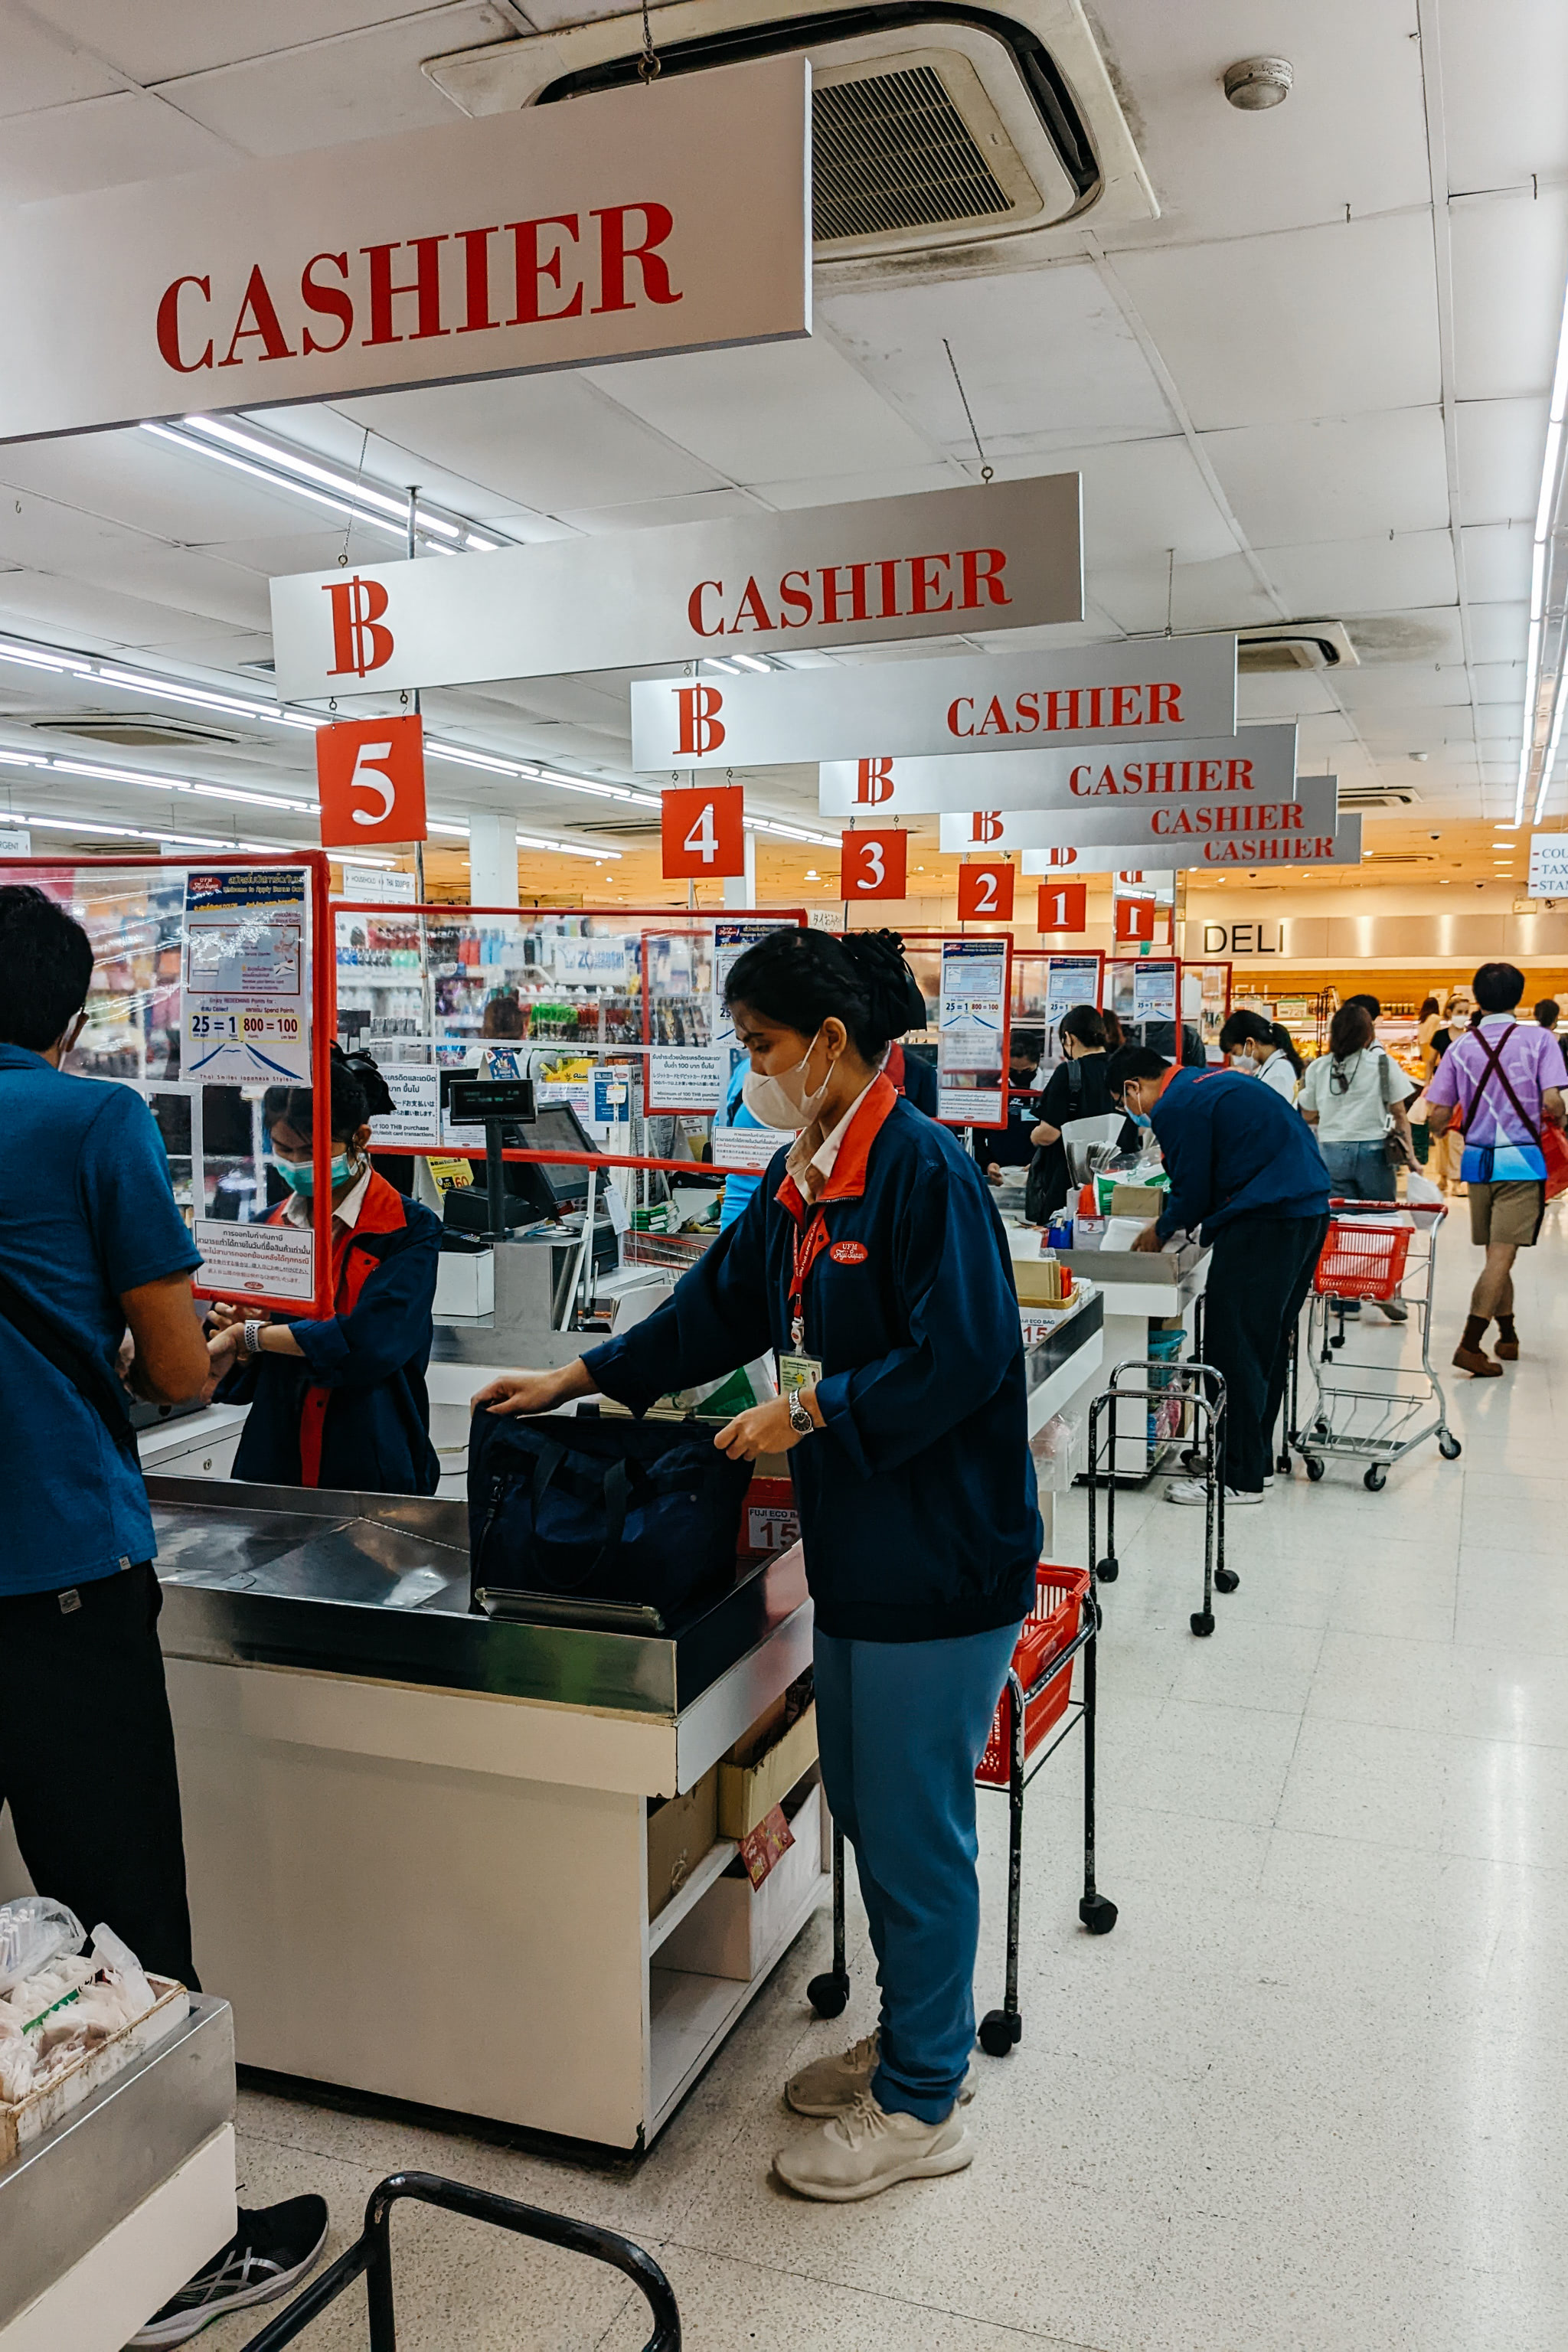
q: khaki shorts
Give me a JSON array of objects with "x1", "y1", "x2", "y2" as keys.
[{"x1": 1468, "y1": 1179, "x2": 1545, "y2": 1247}]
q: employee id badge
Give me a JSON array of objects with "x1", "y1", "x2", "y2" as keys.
[{"x1": 778, "y1": 1351, "x2": 822, "y2": 1399}]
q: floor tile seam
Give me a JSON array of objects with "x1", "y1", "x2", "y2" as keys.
[{"x1": 652, "y1": 2236, "x2": 1112, "y2": 2350}]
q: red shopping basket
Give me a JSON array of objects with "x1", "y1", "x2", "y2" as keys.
[
  {"x1": 976, "y1": 1564, "x2": 1091, "y2": 1788},
  {"x1": 1312, "y1": 1215, "x2": 1412, "y2": 1302}
]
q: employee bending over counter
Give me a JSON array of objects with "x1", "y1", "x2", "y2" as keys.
[
  {"x1": 207, "y1": 1048, "x2": 442, "y2": 1493},
  {"x1": 475, "y1": 926, "x2": 1040, "y2": 2207}
]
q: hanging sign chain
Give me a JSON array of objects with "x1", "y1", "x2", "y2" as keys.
[
  {"x1": 638, "y1": 0, "x2": 661, "y2": 81},
  {"x1": 942, "y1": 338, "x2": 991, "y2": 483}
]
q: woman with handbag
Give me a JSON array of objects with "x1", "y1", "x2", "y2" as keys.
[
  {"x1": 1022, "y1": 1004, "x2": 1137, "y2": 1223},
  {"x1": 475, "y1": 926, "x2": 1038, "y2": 2203}
]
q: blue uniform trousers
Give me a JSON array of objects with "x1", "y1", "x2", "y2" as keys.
[{"x1": 814, "y1": 1619, "x2": 1021, "y2": 2123}]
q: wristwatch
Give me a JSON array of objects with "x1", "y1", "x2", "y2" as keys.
[
  {"x1": 786, "y1": 1393, "x2": 815, "y2": 1438},
  {"x1": 242, "y1": 1320, "x2": 264, "y2": 1357}
]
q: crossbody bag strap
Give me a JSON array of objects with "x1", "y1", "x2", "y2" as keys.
[{"x1": 0, "y1": 1267, "x2": 137, "y2": 1458}]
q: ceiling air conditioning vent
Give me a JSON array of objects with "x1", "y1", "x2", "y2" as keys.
[
  {"x1": 1238, "y1": 621, "x2": 1360, "y2": 675},
  {"x1": 28, "y1": 713, "x2": 247, "y2": 750},
  {"x1": 1338, "y1": 786, "x2": 1417, "y2": 811},
  {"x1": 425, "y1": 0, "x2": 1155, "y2": 266}
]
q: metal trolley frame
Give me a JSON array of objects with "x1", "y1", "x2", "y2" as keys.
[
  {"x1": 806, "y1": 1582, "x2": 1117, "y2": 2060},
  {"x1": 1287, "y1": 1199, "x2": 1462, "y2": 1492},
  {"x1": 1089, "y1": 1360, "x2": 1235, "y2": 1636},
  {"x1": 242, "y1": 2171, "x2": 680, "y2": 2351}
]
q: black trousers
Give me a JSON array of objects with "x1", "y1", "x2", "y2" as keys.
[
  {"x1": 1204, "y1": 1212, "x2": 1331, "y2": 1494},
  {"x1": 0, "y1": 1563, "x2": 198, "y2": 1986}
]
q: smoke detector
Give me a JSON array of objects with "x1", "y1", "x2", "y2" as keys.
[
  {"x1": 1222, "y1": 57, "x2": 1292, "y2": 110},
  {"x1": 426, "y1": 0, "x2": 1155, "y2": 266}
]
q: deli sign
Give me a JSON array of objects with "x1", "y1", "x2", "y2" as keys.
[
  {"x1": 0, "y1": 60, "x2": 812, "y2": 443},
  {"x1": 272, "y1": 469, "x2": 1083, "y2": 699}
]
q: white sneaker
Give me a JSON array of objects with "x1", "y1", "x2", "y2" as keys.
[
  {"x1": 774, "y1": 2090, "x2": 973, "y2": 2202},
  {"x1": 786, "y1": 2030, "x2": 976, "y2": 2118},
  {"x1": 1165, "y1": 1478, "x2": 1263, "y2": 1506}
]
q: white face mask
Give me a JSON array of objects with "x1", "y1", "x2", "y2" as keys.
[{"x1": 741, "y1": 1030, "x2": 835, "y2": 1132}]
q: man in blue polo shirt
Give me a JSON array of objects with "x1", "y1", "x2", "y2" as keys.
[
  {"x1": 0, "y1": 884, "x2": 331, "y2": 2346},
  {"x1": 1108, "y1": 1044, "x2": 1331, "y2": 1506}
]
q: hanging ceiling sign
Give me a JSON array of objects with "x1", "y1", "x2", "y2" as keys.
[
  {"x1": 1022, "y1": 806, "x2": 1362, "y2": 873},
  {"x1": 946, "y1": 776, "x2": 1338, "y2": 854},
  {"x1": 271, "y1": 470, "x2": 1082, "y2": 699},
  {"x1": 0, "y1": 58, "x2": 812, "y2": 445},
  {"x1": 631, "y1": 635, "x2": 1235, "y2": 772},
  {"x1": 820, "y1": 725, "x2": 1295, "y2": 817}
]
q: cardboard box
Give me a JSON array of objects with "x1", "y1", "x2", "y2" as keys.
[
  {"x1": 1109, "y1": 1184, "x2": 1166, "y2": 1220},
  {"x1": 719, "y1": 1700, "x2": 819, "y2": 1840},
  {"x1": 0, "y1": 1977, "x2": 189, "y2": 2164},
  {"x1": 1014, "y1": 1258, "x2": 1077, "y2": 1307},
  {"x1": 647, "y1": 1764, "x2": 719, "y2": 1920},
  {"x1": 657, "y1": 1784, "x2": 823, "y2": 1982}
]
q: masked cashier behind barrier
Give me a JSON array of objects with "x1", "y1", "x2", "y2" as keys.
[
  {"x1": 475, "y1": 927, "x2": 1038, "y2": 2207},
  {"x1": 206, "y1": 1048, "x2": 442, "y2": 1493}
]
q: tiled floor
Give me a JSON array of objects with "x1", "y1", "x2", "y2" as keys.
[{"x1": 201, "y1": 1208, "x2": 1568, "y2": 2350}]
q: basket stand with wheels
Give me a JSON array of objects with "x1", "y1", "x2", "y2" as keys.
[
  {"x1": 808, "y1": 1565, "x2": 1116, "y2": 2058},
  {"x1": 1089, "y1": 1360, "x2": 1233, "y2": 1636}
]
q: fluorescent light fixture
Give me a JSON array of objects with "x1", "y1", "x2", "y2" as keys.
[
  {"x1": 15, "y1": 808, "x2": 294, "y2": 854},
  {"x1": 745, "y1": 815, "x2": 837, "y2": 847},
  {"x1": 1516, "y1": 268, "x2": 1568, "y2": 823},
  {"x1": 0, "y1": 643, "x2": 91, "y2": 676},
  {"x1": 703, "y1": 658, "x2": 742, "y2": 676},
  {"x1": 730, "y1": 654, "x2": 773, "y2": 674}
]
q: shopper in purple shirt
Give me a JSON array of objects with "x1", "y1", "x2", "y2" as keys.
[{"x1": 1425, "y1": 962, "x2": 1566, "y2": 1375}]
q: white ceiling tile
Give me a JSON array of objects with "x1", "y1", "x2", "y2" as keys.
[
  {"x1": 1453, "y1": 397, "x2": 1550, "y2": 528},
  {"x1": 246, "y1": 401, "x2": 553, "y2": 532},
  {"x1": 1471, "y1": 660, "x2": 1524, "y2": 699},
  {"x1": 583, "y1": 338, "x2": 936, "y2": 487},
  {"x1": 197, "y1": 524, "x2": 397, "y2": 576},
  {"x1": 0, "y1": 87, "x2": 231, "y2": 203},
  {"x1": 818, "y1": 265, "x2": 1176, "y2": 452},
  {"x1": 165, "y1": 5, "x2": 510, "y2": 154},
  {"x1": 1047, "y1": 437, "x2": 1237, "y2": 569},
  {"x1": 1439, "y1": 0, "x2": 1568, "y2": 189},
  {"x1": 747, "y1": 464, "x2": 960, "y2": 511},
  {"x1": 1235, "y1": 674, "x2": 1343, "y2": 720},
  {"x1": 1090, "y1": 0, "x2": 1429, "y2": 245},
  {"x1": 0, "y1": 10, "x2": 122, "y2": 117},
  {"x1": 65, "y1": 543, "x2": 273, "y2": 631},
  {"x1": 1112, "y1": 212, "x2": 1441, "y2": 432},
  {"x1": 1449, "y1": 188, "x2": 1568, "y2": 402},
  {"x1": 551, "y1": 491, "x2": 763, "y2": 537},
  {"x1": 1091, "y1": 552, "x2": 1279, "y2": 635},
  {"x1": 1344, "y1": 609, "x2": 1465, "y2": 665},
  {"x1": 1201, "y1": 410, "x2": 1450, "y2": 548},
  {"x1": 1335, "y1": 665, "x2": 1471, "y2": 714},
  {"x1": 336, "y1": 374, "x2": 726, "y2": 511},
  {"x1": 1256, "y1": 531, "x2": 1458, "y2": 616},
  {"x1": 1460, "y1": 523, "x2": 1534, "y2": 602},
  {"x1": 1465, "y1": 601, "x2": 1528, "y2": 663},
  {"x1": 0, "y1": 571, "x2": 253, "y2": 651},
  {"x1": 0, "y1": 428, "x2": 349, "y2": 546},
  {"x1": 23, "y1": 1, "x2": 475, "y2": 84}
]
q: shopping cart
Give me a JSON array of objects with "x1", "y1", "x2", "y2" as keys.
[
  {"x1": 242, "y1": 2172, "x2": 679, "y2": 2350},
  {"x1": 807, "y1": 1563, "x2": 1116, "y2": 2060},
  {"x1": 1089, "y1": 1360, "x2": 1235, "y2": 1637},
  {"x1": 1288, "y1": 1199, "x2": 1461, "y2": 1491}
]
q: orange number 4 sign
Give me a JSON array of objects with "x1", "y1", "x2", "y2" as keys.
[
  {"x1": 316, "y1": 714, "x2": 426, "y2": 847},
  {"x1": 956, "y1": 861, "x2": 1014, "y2": 922},
  {"x1": 840, "y1": 828, "x2": 907, "y2": 900},
  {"x1": 1037, "y1": 881, "x2": 1087, "y2": 933},
  {"x1": 662, "y1": 783, "x2": 745, "y2": 878}
]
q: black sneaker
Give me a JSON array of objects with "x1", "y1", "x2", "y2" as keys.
[{"x1": 128, "y1": 2196, "x2": 329, "y2": 2345}]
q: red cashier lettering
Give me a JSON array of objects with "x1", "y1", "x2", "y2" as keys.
[{"x1": 829, "y1": 1240, "x2": 868, "y2": 1265}]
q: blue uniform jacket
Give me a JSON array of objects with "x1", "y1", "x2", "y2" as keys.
[
  {"x1": 221, "y1": 1176, "x2": 442, "y2": 1494},
  {"x1": 584, "y1": 1076, "x2": 1040, "y2": 1643},
  {"x1": 1151, "y1": 1067, "x2": 1330, "y2": 1243}
]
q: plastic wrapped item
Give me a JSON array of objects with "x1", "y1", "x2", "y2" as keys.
[
  {"x1": 0, "y1": 1897, "x2": 83, "y2": 1997},
  {"x1": 1030, "y1": 1410, "x2": 1086, "y2": 1492}
]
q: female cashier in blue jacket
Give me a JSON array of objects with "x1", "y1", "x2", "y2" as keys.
[
  {"x1": 207, "y1": 1049, "x2": 442, "y2": 1494},
  {"x1": 475, "y1": 929, "x2": 1038, "y2": 2203}
]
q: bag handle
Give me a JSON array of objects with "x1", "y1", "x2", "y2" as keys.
[{"x1": 511, "y1": 1439, "x2": 635, "y2": 1594}]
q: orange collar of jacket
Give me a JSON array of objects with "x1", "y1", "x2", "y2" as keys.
[{"x1": 775, "y1": 1071, "x2": 899, "y2": 1224}]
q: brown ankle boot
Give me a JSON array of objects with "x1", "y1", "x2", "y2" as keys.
[
  {"x1": 1452, "y1": 1341, "x2": 1502, "y2": 1377},
  {"x1": 1494, "y1": 1322, "x2": 1520, "y2": 1360}
]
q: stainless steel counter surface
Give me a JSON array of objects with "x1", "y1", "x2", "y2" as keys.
[{"x1": 149, "y1": 1477, "x2": 808, "y2": 1720}]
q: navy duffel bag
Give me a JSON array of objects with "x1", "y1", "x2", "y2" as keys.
[{"x1": 469, "y1": 1407, "x2": 753, "y2": 1619}]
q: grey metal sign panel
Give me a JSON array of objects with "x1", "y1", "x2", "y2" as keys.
[
  {"x1": 632, "y1": 633, "x2": 1235, "y2": 771},
  {"x1": 946, "y1": 774, "x2": 1336, "y2": 852},
  {"x1": 271, "y1": 471, "x2": 1083, "y2": 699},
  {"x1": 0, "y1": 59, "x2": 812, "y2": 444},
  {"x1": 819, "y1": 724, "x2": 1295, "y2": 816},
  {"x1": 1019, "y1": 801, "x2": 1361, "y2": 873}
]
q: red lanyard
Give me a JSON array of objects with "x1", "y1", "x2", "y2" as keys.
[{"x1": 789, "y1": 1209, "x2": 833, "y2": 1348}]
